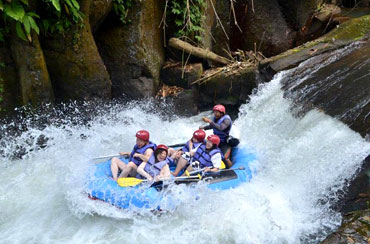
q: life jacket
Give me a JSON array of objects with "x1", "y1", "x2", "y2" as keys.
[
  {"x1": 193, "y1": 143, "x2": 222, "y2": 168},
  {"x1": 182, "y1": 140, "x2": 204, "y2": 153},
  {"x1": 213, "y1": 114, "x2": 232, "y2": 143},
  {"x1": 144, "y1": 153, "x2": 169, "y2": 177},
  {"x1": 129, "y1": 141, "x2": 156, "y2": 166}
]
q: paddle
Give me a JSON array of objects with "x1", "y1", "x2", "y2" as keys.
[{"x1": 117, "y1": 174, "x2": 201, "y2": 187}]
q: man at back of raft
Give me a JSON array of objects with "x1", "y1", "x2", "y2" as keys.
[
  {"x1": 110, "y1": 130, "x2": 156, "y2": 181},
  {"x1": 200, "y1": 104, "x2": 233, "y2": 168}
]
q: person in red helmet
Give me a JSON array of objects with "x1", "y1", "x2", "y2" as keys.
[
  {"x1": 137, "y1": 144, "x2": 171, "y2": 182},
  {"x1": 184, "y1": 134, "x2": 222, "y2": 173},
  {"x1": 110, "y1": 130, "x2": 156, "y2": 181},
  {"x1": 170, "y1": 129, "x2": 207, "y2": 176},
  {"x1": 200, "y1": 104, "x2": 233, "y2": 168}
]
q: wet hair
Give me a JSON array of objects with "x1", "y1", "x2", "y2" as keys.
[{"x1": 154, "y1": 148, "x2": 168, "y2": 162}]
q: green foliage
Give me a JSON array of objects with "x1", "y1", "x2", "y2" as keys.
[
  {"x1": 0, "y1": 0, "x2": 83, "y2": 41},
  {"x1": 112, "y1": 0, "x2": 135, "y2": 24},
  {"x1": 168, "y1": 0, "x2": 206, "y2": 42}
]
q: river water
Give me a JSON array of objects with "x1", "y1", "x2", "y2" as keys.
[{"x1": 1, "y1": 50, "x2": 370, "y2": 244}]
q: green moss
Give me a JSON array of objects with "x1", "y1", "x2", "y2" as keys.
[{"x1": 323, "y1": 15, "x2": 370, "y2": 42}]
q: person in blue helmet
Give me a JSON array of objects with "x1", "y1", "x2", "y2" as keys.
[
  {"x1": 110, "y1": 130, "x2": 156, "y2": 181},
  {"x1": 137, "y1": 144, "x2": 171, "y2": 182},
  {"x1": 200, "y1": 104, "x2": 233, "y2": 168},
  {"x1": 170, "y1": 129, "x2": 206, "y2": 176}
]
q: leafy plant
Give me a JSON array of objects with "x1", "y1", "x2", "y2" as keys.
[
  {"x1": 168, "y1": 0, "x2": 206, "y2": 42},
  {"x1": 112, "y1": 0, "x2": 135, "y2": 24},
  {"x1": 0, "y1": 0, "x2": 83, "y2": 41}
]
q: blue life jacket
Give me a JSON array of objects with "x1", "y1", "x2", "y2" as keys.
[
  {"x1": 213, "y1": 114, "x2": 232, "y2": 143},
  {"x1": 182, "y1": 140, "x2": 204, "y2": 153},
  {"x1": 144, "y1": 154, "x2": 169, "y2": 177},
  {"x1": 129, "y1": 141, "x2": 156, "y2": 166},
  {"x1": 193, "y1": 143, "x2": 221, "y2": 168}
]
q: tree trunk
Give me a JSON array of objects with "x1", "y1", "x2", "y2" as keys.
[{"x1": 168, "y1": 38, "x2": 231, "y2": 65}]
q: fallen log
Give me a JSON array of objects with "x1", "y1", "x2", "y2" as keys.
[{"x1": 168, "y1": 38, "x2": 231, "y2": 65}]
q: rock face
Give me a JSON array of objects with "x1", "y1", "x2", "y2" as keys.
[
  {"x1": 320, "y1": 209, "x2": 370, "y2": 244},
  {"x1": 281, "y1": 38, "x2": 369, "y2": 137},
  {"x1": 95, "y1": 0, "x2": 165, "y2": 98},
  {"x1": 9, "y1": 32, "x2": 54, "y2": 106},
  {"x1": 0, "y1": 45, "x2": 21, "y2": 114},
  {"x1": 243, "y1": 0, "x2": 296, "y2": 57},
  {"x1": 42, "y1": 0, "x2": 111, "y2": 101},
  {"x1": 161, "y1": 62, "x2": 203, "y2": 89}
]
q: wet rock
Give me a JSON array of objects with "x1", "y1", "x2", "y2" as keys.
[
  {"x1": 42, "y1": 0, "x2": 111, "y2": 101},
  {"x1": 9, "y1": 31, "x2": 55, "y2": 106},
  {"x1": 340, "y1": 155, "x2": 370, "y2": 214},
  {"x1": 161, "y1": 88, "x2": 199, "y2": 117},
  {"x1": 90, "y1": 0, "x2": 113, "y2": 32},
  {"x1": 260, "y1": 15, "x2": 370, "y2": 76},
  {"x1": 95, "y1": 0, "x2": 164, "y2": 99},
  {"x1": 320, "y1": 209, "x2": 370, "y2": 244},
  {"x1": 243, "y1": 0, "x2": 296, "y2": 57},
  {"x1": 281, "y1": 39, "x2": 370, "y2": 138},
  {"x1": 197, "y1": 64, "x2": 257, "y2": 107},
  {"x1": 161, "y1": 62, "x2": 203, "y2": 89}
]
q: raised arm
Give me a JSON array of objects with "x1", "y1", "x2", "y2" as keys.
[
  {"x1": 133, "y1": 148, "x2": 154, "y2": 162},
  {"x1": 137, "y1": 162, "x2": 153, "y2": 181}
]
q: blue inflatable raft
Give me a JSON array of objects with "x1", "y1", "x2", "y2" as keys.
[{"x1": 86, "y1": 147, "x2": 256, "y2": 210}]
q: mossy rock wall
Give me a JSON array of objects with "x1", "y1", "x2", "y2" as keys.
[
  {"x1": 10, "y1": 32, "x2": 54, "y2": 106},
  {"x1": 0, "y1": 45, "x2": 21, "y2": 114},
  {"x1": 95, "y1": 0, "x2": 164, "y2": 98},
  {"x1": 42, "y1": 17, "x2": 111, "y2": 100}
]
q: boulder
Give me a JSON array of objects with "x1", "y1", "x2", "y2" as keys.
[
  {"x1": 161, "y1": 62, "x2": 203, "y2": 89},
  {"x1": 42, "y1": 0, "x2": 111, "y2": 101},
  {"x1": 277, "y1": 0, "x2": 323, "y2": 29},
  {"x1": 196, "y1": 64, "x2": 257, "y2": 107},
  {"x1": 95, "y1": 0, "x2": 165, "y2": 99},
  {"x1": 243, "y1": 0, "x2": 296, "y2": 57},
  {"x1": 160, "y1": 88, "x2": 199, "y2": 117}
]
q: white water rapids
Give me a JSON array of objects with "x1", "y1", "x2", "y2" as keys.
[{"x1": 1, "y1": 60, "x2": 370, "y2": 244}]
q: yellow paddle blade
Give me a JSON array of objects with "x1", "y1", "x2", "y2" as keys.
[
  {"x1": 185, "y1": 170, "x2": 190, "y2": 176},
  {"x1": 220, "y1": 161, "x2": 226, "y2": 169},
  {"x1": 117, "y1": 177, "x2": 144, "y2": 187}
]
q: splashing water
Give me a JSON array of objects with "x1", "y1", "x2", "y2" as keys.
[{"x1": 1, "y1": 62, "x2": 369, "y2": 243}]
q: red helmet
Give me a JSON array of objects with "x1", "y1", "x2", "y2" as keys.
[
  {"x1": 193, "y1": 129, "x2": 206, "y2": 141},
  {"x1": 155, "y1": 144, "x2": 168, "y2": 153},
  {"x1": 213, "y1": 104, "x2": 225, "y2": 114},
  {"x1": 207, "y1": 135, "x2": 220, "y2": 146},
  {"x1": 136, "y1": 130, "x2": 150, "y2": 141}
]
